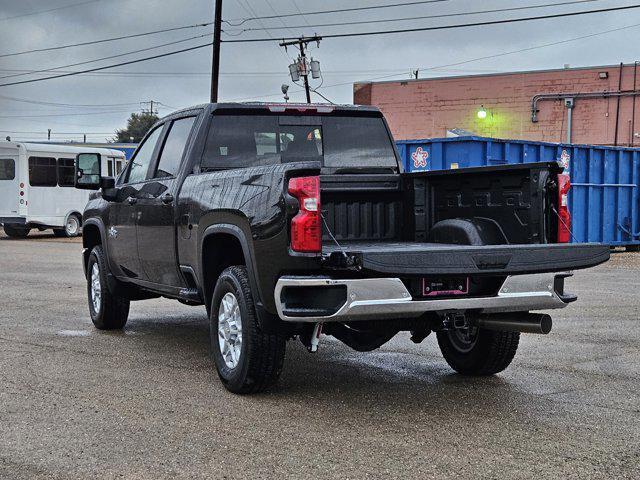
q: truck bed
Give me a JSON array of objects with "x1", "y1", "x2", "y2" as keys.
[{"x1": 323, "y1": 241, "x2": 610, "y2": 276}]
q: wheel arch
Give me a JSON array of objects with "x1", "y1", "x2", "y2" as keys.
[
  {"x1": 427, "y1": 217, "x2": 508, "y2": 246},
  {"x1": 64, "y1": 210, "x2": 83, "y2": 227},
  {"x1": 200, "y1": 223, "x2": 271, "y2": 328},
  {"x1": 81, "y1": 219, "x2": 107, "y2": 277}
]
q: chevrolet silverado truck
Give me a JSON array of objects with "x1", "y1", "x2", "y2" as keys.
[{"x1": 74, "y1": 102, "x2": 609, "y2": 394}]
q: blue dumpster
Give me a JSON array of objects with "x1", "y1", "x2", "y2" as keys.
[{"x1": 396, "y1": 136, "x2": 640, "y2": 246}]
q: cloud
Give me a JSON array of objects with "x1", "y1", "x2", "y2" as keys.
[{"x1": 0, "y1": 0, "x2": 638, "y2": 142}]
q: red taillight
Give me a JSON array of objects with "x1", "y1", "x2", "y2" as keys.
[
  {"x1": 288, "y1": 176, "x2": 321, "y2": 253},
  {"x1": 557, "y1": 174, "x2": 571, "y2": 243}
]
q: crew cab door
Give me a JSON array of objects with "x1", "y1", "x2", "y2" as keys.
[
  {"x1": 107, "y1": 125, "x2": 164, "y2": 280},
  {"x1": 136, "y1": 116, "x2": 196, "y2": 287},
  {"x1": 0, "y1": 153, "x2": 19, "y2": 219}
]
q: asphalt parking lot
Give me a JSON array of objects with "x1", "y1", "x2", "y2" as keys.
[{"x1": 1, "y1": 233, "x2": 639, "y2": 479}]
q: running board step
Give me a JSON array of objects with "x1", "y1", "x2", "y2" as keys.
[{"x1": 178, "y1": 288, "x2": 202, "y2": 304}]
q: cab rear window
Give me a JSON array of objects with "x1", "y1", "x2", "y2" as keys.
[
  {"x1": 0, "y1": 158, "x2": 15, "y2": 180},
  {"x1": 201, "y1": 114, "x2": 397, "y2": 171}
]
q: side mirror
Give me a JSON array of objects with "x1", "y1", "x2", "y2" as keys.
[{"x1": 75, "y1": 153, "x2": 102, "y2": 190}]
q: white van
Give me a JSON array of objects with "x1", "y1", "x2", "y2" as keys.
[{"x1": 0, "y1": 142, "x2": 126, "y2": 238}]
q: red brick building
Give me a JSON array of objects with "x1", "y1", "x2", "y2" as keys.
[{"x1": 354, "y1": 63, "x2": 640, "y2": 146}]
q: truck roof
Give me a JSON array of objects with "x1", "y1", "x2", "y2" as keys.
[{"x1": 160, "y1": 102, "x2": 382, "y2": 122}]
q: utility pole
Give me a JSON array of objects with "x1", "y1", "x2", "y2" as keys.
[
  {"x1": 210, "y1": 0, "x2": 223, "y2": 103},
  {"x1": 141, "y1": 100, "x2": 158, "y2": 115},
  {"x1": 280, "y1": 35, "x2": 322, "y2": 104},
  {"x1": 47, "y1": 129, "x2": 51, "y2": 140}
]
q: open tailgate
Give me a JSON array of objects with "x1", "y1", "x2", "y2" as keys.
[{"x1": 323, "y1": 242, "x2": 610, "y2": 276}]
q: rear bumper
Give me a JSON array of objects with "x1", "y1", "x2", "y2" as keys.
[
  {"x1": 0, "y1": 216, "x2": 26, "y2": 225},
  {"x1": 275, "y1": 273, "x2": 572, "y2": 322}
]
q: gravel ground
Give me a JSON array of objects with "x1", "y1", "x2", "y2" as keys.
[{"x1": 0, "y1": 234, "x2": 638, "y2": 479}]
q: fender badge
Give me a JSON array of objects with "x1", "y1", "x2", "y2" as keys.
[{"x1": 108, "y1": 226, "x2": 118, "y2": 239}]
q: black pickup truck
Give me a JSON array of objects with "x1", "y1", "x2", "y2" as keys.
[{"x1": 74, "y1": 102, "x2": 609, "y2": 394}]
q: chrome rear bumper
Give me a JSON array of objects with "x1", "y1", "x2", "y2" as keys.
[{"x1": 274, "y1": 273, "x2": 571, "y2": 322}]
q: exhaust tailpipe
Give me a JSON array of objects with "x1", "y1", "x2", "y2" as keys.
[{"x1": 477, "y1": 313, "x2": 552, "y2": 334}]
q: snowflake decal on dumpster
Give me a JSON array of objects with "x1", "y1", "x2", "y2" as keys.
[{"x1": 411, "y1": 146, "x2": 429, "y2": 169}]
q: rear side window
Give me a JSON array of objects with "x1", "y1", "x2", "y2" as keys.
[
  {"x1": 29, "y1": 157, "x2": 57, "y2": 187},
  {"x1": 0, "y1": 158, "x2": 15, "y2": 180},
  {"x1": 57, "y1": 158, "x2": 75, "y2": 187},
  {"x1": 153, "y1": 116, "x2": 196, "y2": 178}
]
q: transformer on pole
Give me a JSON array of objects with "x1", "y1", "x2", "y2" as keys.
[{"x1": 280, "y1": 36, "x2": 322, "y2": 104}]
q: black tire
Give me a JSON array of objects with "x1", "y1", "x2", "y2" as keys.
[
  {"x1": 62, "y1": 214, "x2": 81, "y2": 237},
  {"x1": 3, "y1": 224, "x2": 30, "y2": 238},
  {"x1": 87, "y1": 245, "x2": 130, "y2": 330},
  {"x1": 53, "y1": 229, "x2": 66, "y2": 237},
  {"x1": 436, "y1": 327, "x2": 520, "y2": 376},
  {"x1": 210, "y1": 266, "x2": 286, "y2": 394}
]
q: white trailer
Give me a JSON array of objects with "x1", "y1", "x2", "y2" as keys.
[{"x1": 0, "y1": 142, "x2": 126, "y2": 238}]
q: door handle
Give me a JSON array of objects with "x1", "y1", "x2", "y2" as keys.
[
  {"x1": 161, "y1": 193, "x2": 174, "y2": 205},
  {"x1": 127, "y1": 196, "x2": 137, "y2": 205}
]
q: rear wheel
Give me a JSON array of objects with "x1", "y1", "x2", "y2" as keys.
[
  {"x1": 3, "y1": 224, "x2": 30, "y2": 238},
  {"x1": 57, "y1": 214, "x2": 81, "y2": 237},
  {"x1": 210, "y1": 266, "x2": 286, "y2": 394},
  {"x1": 436, "y1": 327, "x2": 520, "y2": 376},
  {"x1": 87, "y1": 245, "x2": 130, "y2": 330}
]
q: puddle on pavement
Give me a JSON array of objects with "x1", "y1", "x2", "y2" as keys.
[{"x1": 57, "y1": 329, "x2": 91, "y2": 337}]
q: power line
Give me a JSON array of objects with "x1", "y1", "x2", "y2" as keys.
[
  {"x1": 0, "y1": 0, "x2": 102, "y2": 22},
  {"x1": 0, "y1": 43, "x2": 213, "y2": 87},
  {"x1": 233, "y1": 0, "x2": 292, "y2": 62},
  {"x1": 3, "y1": 5, "x2": 637, "y2": 94},
  {"x1": 221, "y1": 4, "x2": 640, "y2": 43},
  {"x1": 290, "y1": 0, "x2": 313, "y2": 29},
  {"x1": 227, "y1": 20, "x2": 640, "y2": 101},
  {"x1": 0, "y1": 22, "x2": 211, "y2": 58},
  {"x1": 0, "y1": 130, "x2": 115, "y2": 135},
  {"x1": 223, "y1": 0, "x2": 451, "y2": 26},
  {"x1": 228, "y1": 0, "x2": 604, "y2": 33},
  {"x1": 0, "y1": 32, "x2": 213, "y2": 80},
  {"x1": 0, "y1": 110, "x2": 133, "y2": 119},
  {"x1": 264, "y1": 0, "x2": 297, "y2": 37},
  {"x1": 0, "y1": 93, "x2": 141, "y2": 108},
  {"x1": 384, "y1": 21, "x2": 640, "y2": 83},
  {"x1": 0, "y1": 67, "x2": 501, "y2": 77}
]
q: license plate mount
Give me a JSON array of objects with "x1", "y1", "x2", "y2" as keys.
[{"x1": 422, "y1": 277, "x2": 469, "y2": 297}]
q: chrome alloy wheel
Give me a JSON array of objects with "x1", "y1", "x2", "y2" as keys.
[
  {"x1": 218, "y1": 292, "x2": 243, "y2": 369},
  {"x1": 90, "y1": 263, "x2": 101, "y2": 314},
  {"x1": 66, "y1": 216, "x2": 80, "y2": 236}
]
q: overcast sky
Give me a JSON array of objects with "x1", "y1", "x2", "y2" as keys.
[{"x1": 1, "y1": 0, "x2": 639, "y2": 143}]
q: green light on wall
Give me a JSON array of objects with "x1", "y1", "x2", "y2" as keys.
[{"x1": 477, "y1": 105, "x2": 487, "y2": 120}]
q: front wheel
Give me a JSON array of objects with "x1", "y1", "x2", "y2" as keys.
[
  {"x1": 436, "y1": 327, "x2": 520, "y2": 376},
  {"x1": 87, "y1": 245, "x2": 130, "y2": 330},
  {"x1": 210, "y1": 266, "x2": 286, "y2": 394}
]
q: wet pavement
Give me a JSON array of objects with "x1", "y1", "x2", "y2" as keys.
[{"x1": 1, "y1": 235, "x2": 639, "y2": 479}]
